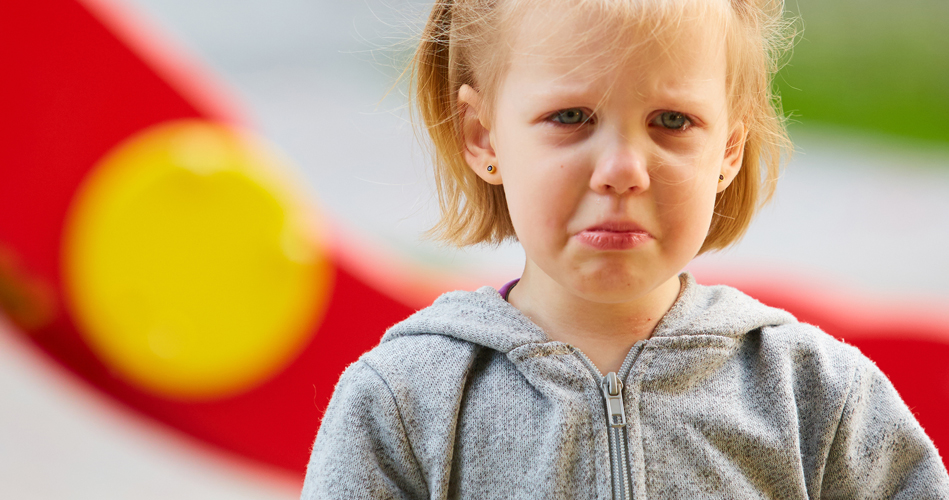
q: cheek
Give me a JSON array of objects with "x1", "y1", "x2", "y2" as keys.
[
  {"x1": 651, "y1": 153, "x2": 721, "y2": 244},
  {"x1": 501, "y1": 150, "x2": 588, "y2": 245}
]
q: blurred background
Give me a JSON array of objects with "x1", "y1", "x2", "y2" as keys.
[{"x1": 1, "y1": 0, "x2": 947, "y2": 498}]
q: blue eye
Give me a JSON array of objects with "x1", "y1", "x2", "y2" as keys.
[
  {"x1": 551, "y1": 109, "x2": 589, "y2": 125},
  {"x1": 654, "y1": 111, "x2": 690, "y2": 130}
]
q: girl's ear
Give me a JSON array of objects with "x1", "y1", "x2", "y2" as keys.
[
  {"x1": 458, "y1": 84, "x2": 502, "y2": 185},
  {"x1": 717, "y1": 122, "x2": 747, "y2": 193}
]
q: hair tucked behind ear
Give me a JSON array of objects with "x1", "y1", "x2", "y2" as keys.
[
  {"x1": 411, "y1": 0, "x2": 516, "y2": 246},
  {"x1": 701, "y1": 0, "x2": 796, "y2": 253}
]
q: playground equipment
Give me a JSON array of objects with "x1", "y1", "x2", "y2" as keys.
[{"x1": 1, "y1": 0, "x2": 947, "y2": 476}]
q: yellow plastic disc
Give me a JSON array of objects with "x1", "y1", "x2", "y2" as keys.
[{"x1": 62, "y1": 120, "x2": 331, "y2": 400}]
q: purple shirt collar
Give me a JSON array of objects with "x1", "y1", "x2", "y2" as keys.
[{"x1": 498, "y1": 278, "x2": 520, "y2": 302}]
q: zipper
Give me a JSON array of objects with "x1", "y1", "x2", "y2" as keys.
[
  {"x1": 575, "y1": 348, "x2": 641, "y2": 500},
  {"x1": 602, "y1": 372, "x2": 633, "y2": 500}
]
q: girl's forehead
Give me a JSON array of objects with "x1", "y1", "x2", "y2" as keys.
[{"x1": 504, "y1": 6, "x2": 727, "y2": 83}]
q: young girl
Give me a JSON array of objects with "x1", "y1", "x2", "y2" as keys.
[{"x1": 302, "y1": 0, "x2": 949, "y2": 497}]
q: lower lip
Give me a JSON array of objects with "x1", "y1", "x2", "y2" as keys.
[{"x1": 575, "y1": 230, "x2": 651, "y2": 250}]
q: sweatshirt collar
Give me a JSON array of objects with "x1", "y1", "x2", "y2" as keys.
[{"x1": 381, "y1": 273, "x2": 795, "y2": 354}]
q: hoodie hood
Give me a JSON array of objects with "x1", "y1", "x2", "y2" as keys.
[{"x1": 381, "y1": 273, "x2": 796, "y2": 354}]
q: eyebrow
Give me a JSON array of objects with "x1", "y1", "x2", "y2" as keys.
[
  {"x1": 526, "y1": 83, "x2": 601, "y2": 106},
  {"x1": 649, "y1": 85, "x2": 719, "y2": 114},
  {"x1": 528, "y1": 84, "x2": 714, "y2": 114}
]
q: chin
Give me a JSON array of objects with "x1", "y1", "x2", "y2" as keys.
[{"x1": 568, "y1": 271, "x2": 663, "y2": 304}]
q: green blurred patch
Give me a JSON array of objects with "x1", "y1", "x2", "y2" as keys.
[{"x1": 778, "y1": 0, "x2": 949, "y2": 146}]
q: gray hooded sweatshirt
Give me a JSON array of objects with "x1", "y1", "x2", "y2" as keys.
[{"x1": 302, "y1": 274, "x2": 949, "y2": 499}]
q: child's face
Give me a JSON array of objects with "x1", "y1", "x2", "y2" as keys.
[{"x1": 462, "y1": 12, "x2": 745, "y2": 303}]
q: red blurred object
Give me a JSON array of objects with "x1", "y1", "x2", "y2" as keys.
[
  {"x1": 0, "y1": 0, "x2": 946, "y2": 478},
  {"x1": 0, "y1": 0, "x2": 413, "y2": 475}
]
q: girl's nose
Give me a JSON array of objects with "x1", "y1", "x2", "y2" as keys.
[{"x1": 589, "y1": 140, "x2": 650, "y2": 196}]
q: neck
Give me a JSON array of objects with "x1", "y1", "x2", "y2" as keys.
[{"x1": 507, "y1": 262, "x2": 681, "y2": 375}]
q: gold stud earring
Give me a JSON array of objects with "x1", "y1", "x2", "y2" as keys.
[
  {"x1": 487, "y1": 164, "x2": 496, "y2": 173},
  {"x1": 718, "y1": 174, "x2": 725, "y2": 182}
]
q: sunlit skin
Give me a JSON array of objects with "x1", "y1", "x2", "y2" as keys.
[{"x1": 459, "y1": 11, "x2": 747, "y2": 375}]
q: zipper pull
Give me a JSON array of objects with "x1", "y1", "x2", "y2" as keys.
[{"x1": 601, "y1": 372, "x2": 627, "y2": 428}]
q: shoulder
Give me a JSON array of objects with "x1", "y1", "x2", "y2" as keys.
[
  {"x1": 359, "y1": 332, "x2": 482, "y2": 386},
  {"x1": 760, "y1": 320, "x2": 867, "y2": 378},
  {"x1": 683, "y1": 277, "x2": 874, "y2": 404},
  {"x1": 318, "y1": 334, "x2": 481, "y2": 444},
  {"x1": 354, "y1": 287, "x2": 493, "y2": 379},
  {"x1": 700, "y1": 290, "x2": 949, "y2": 493},
  {"x1": 321, "y1": 326, "x2": 486, "y2": 414},
  {"x1": 680, "y1": 276, "x2": 870, "y2": 383},
  {"x1": 753, "y1": 320, "x2": 874, "y2": 414},
  {"x1": 322, "y1": 333, "x2": 484, "y2": 442},
  {"x1": 354, "y1": 284, "x2": 546, "y2": 386}
]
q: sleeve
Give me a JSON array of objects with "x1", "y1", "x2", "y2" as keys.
[
  {"x1": 820, "y1": 358, "x2": 949, "y2": 499},
  {"x1": 300, "y1": 360, "x2": 429, "y2": 500}
]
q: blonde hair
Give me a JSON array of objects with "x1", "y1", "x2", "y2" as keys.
[{"x1": 410, "y1": 0, "x2": 795, "y2": 253}]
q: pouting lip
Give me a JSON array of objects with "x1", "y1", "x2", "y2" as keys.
[{"x1": 580, "y1": 220, "x2": 649, "y2": 234}]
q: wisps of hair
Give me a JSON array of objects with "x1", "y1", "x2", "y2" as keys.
[
  {"x1": 702, "y1": 0, "x2": 797, "y2": 253},
  {"x1": 409, "y1": 0, "x2": 798, "y2": 251},
  {"x1": 410, "y1": 0, "x2": 515, "y2": 246}
]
